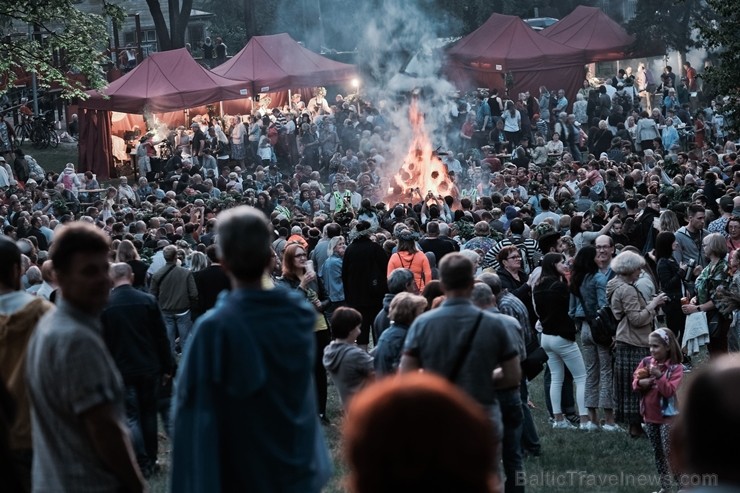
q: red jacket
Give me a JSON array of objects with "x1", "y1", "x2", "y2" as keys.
[{"x1": 632, "y1": 356, "x2": 683, "y2": 424}]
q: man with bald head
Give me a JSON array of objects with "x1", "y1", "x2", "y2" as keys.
[{"x1": 101, "y1": 262, "x2": 172, "y2": 477}]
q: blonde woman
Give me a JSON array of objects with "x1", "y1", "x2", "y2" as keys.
[{"x1": 659, "y1": 210, "x2": 680, "y2": 234}]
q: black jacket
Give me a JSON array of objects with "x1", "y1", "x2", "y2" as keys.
[
  {"x1": 627, "y1": 207, "x2": 660, "y2": 252},
  {"x1": 101, "y1": 285, "x2": 173, "y2": 380},
  {"x1": 533, "y1": 277, "x2": 577, "y2": 341},
  {"x1": 342, "y1": 236, "x2": 388, "y2": 308},
  {"x1": 192, "y1": 265, "x2": 231, "y2": 319}
]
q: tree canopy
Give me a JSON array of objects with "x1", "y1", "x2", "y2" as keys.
[
  {"x1": 695, "y1": 0, "x2": 740, "y2": 132},
  {"x1": 0, "y1": 0, "x2": 122, "y2": 98}
]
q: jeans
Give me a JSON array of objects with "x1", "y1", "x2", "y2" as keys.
[
  {"x1": 124, "y1": 375, "x2": 160, "y2": 472},
  {"x1": 520, "y1": 379, "x2": 540, "y2": 455},
  {"x1": 163, "y1": 310, "x2": 193, "y2": 355},
  {"x1": 541, "y1": 334, "x2": 587, "y2": 416},
  {"x1": 499, "y1": 388, "x2": 524, "y2": 493}
]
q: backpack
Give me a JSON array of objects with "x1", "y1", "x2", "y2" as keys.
[
  {"x1": 62, "y1": 172, "x2": 73, "y2": 190},
  {"x1": 587, "y1": 288, "x2": 620, "y2": 346}
]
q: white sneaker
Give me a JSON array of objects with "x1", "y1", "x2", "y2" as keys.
[
  {"x1": 552, "y1": 419, "x2": 576, "y2": 429},
  {"x1": 579, "y1": 421, "x2": 600, "y2": 431},
  {"x1": 602, "y1": 423, "x2": 624, "y2": 432}
]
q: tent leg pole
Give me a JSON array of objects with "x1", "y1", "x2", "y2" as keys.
[{"x1": 288, "y1": 89, "x2": 292, "y2": 110}]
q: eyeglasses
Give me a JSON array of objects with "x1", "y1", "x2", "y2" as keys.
[
  {"x1": 295, "y1": 253, "x2": 307, "y2": 258},
  {"x1": 595, "y1": 245, "x2": 611, "y2": 250},
  {"x1": 506, "y1": 255, "x2": 522, "y2": 260}
]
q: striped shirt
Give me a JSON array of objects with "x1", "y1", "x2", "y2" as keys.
[{"x1": 483, "y1": 236, "x2": 541, "y2": 273}]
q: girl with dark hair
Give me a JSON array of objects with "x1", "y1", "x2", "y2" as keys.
[
  {"x1": 569, "y1": 246, "x2": 619, "y2": 430},
  {"x1": 655, "y1": 232, "x2": 688, "y2": 342},
  {"x1": 534, "y1": 253, "x2": 594, "y2": 430}
]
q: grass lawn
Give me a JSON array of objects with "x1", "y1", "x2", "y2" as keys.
[
  {"x1": 147, "y1": 346, "x2": 710, "y2": 493},
  {"x1": 18, "y1": 141, "x2": 80, "y2": 176}
]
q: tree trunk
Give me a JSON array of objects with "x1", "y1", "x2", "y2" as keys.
[
  {"x1": 171, "y1": 0, "x2": 193, "y2": 49},
  {"x1": 146, "y1": 0, "x2": 172, "y2": 51}
]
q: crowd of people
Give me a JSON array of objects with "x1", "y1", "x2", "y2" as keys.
[{"x1": 1, "y1": 59, "x2": 740, "y2": 493}]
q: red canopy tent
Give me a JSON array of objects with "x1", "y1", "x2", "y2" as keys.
[
  {"x1": 78, "y1": 49, "x2": 251, "y2": 179},
  {"x1": 541, "y1": 6, "x2": 635, "y2": 62},
  {"x1": 445, "y1": 13, "x2": 586, "y2": 105},
  {"x1": 211, "y1": 33, "x2": 358, "y2": 95},
  {"x1": 80, "y1": 48, "x2": 250, "y2": 113}
]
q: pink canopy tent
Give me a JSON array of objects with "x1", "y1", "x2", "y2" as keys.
[
  {"x1": 541, "y1": 6, "x2": 635, "y2": 62},
  {"x1": 445, "y1": 13, "x2": 586, "y2": 107},
  {"x1": 211, "y1": 33, "x2": 358, "y2": 94},
  {"x1": 77, "y1": 49, "x2": 251, "y2": 179}
]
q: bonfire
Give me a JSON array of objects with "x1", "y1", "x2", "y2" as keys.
[{"x1": 386, "y1": 98, "x2": 457, "y2": 204}]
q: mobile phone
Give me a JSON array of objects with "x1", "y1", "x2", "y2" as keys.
[{"x1": 305, "y1": 260, "x2": 314, "y2": 273}]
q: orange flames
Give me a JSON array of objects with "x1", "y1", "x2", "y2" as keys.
[{"x1": 386, "y1": 98, "x2": 456, "y2": 202}]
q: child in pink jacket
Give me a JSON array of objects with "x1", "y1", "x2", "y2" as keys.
[{"x1": 633, "y1": 328, "x2": 684, "y2": 493}]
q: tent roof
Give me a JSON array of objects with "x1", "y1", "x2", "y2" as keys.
[
  {"x1": 447, "y1": 13, "x2": 584, "y2": 72},
  {"x1": 79, "y1": 48, "x2": 250, "y2": 113},
  {"x1": 211, "y1": 33, "x2": 357, "y2": 93},
  {"x1": 542, "y1": 6, "x2": 634, "y2": 62}
]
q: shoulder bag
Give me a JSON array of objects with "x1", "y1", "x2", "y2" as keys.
[
  {"x1": 448, "y1": 312, "x2": 484, "y2": 382},
  {"x1": 522, "y1": 336, "x2": 548, "y2": 381}
]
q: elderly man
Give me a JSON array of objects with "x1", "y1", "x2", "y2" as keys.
[
  {"x1": 101, "y1": 263, "x2": 173, "y2": 478},
  {"x1": 117, "y1": 176, "x2": 138, "y2": 205},
  {"x1": 463, "y1": 221, "x2": 498, "y2": 256},
  {"x1": 471, "y1": 282, "x2": 526, "y2": 493},
  {"x1": 171, "y1": 206, "x2": 331, "y2": 492}
]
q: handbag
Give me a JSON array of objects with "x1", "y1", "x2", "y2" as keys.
[
  {"x1": 660, "y1": 365, "x2": 679, "y2": 417},
  {"x1": 521, "y1": 337, "x2": 548, "y2": 381}
]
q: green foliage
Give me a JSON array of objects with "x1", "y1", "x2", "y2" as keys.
[
  {"x1": 695, "y1": 0, "x2": 740, "y2": 133},
  {"x1": 627, "y1": 0, "x2": 705, "y2": 54},
  {"x1": 0, "y1": 0, "x2": 114, "y2": 98}
]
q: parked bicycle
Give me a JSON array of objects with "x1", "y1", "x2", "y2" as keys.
[{"x1": 32, "y1": 115, "x2": 60, "y2": 149}]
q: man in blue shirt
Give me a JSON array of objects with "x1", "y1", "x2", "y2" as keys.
[{"x1": 171, "y1": 206, "x2": 331, "y2": 493}]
